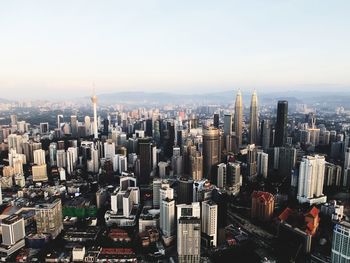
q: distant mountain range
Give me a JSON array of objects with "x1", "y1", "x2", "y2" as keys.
[
  {"x1": 88, "y1": 90, "x2": 304, "y2": 105},
  {"x1": 84, "y1": 90, "x2": 350, "y2": 106},
  {"x1": 1, "y1": 90, "x2": 350, "y2": 107}
]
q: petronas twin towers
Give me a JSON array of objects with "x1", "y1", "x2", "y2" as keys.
[{"x1": 233, "y1": 89, "x2": 259, "y2": 147}]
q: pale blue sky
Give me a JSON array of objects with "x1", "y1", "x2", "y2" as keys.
[{"x1": 1, "y1": 0, "x2": 350, "y2": 99}]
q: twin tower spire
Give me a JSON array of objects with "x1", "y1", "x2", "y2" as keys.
[{"x1": 233, "y1": 89, "x2": 259, "y2": 147}]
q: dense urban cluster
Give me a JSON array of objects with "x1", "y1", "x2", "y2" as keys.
[{"x1": 0, "y1": 91, "x2": 350, "y2": 263}]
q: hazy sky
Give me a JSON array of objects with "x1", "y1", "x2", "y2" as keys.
[{"x1": 1, "y1": 0, "x2": 350, "y2": 99}]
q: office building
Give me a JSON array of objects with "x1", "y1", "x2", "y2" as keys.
[
  {"x1": 138, "y1": 137, "x2": 153, "y2": 185},
  {"x1": 201, "y1": 200, "x2": 218, "y2": 247},
  {"x1": 177, "y1": 202, "x2": 201, "y2": 263},
  {"x1": 344, "y1": 148, "x2": 350, "y2": 187},
  {"x1": 202, "y1": 127, "x2": 221, "y2": 182},
  {"x1": 257, "y1": 151, "x2": 268, "y2": 178},
  {"x1": 1, "y1": 215, "x2": 25, "y2": 246},
  {"x1": 177, "y1": 177, "x2": 194, "y2": 204},
  {"x1": 261, "y1": 119, "x2": 271, "y2": 150},
  {"x1": 0, "y1": 215, "x2": 25, "y2": 257},
  {"x1": 190, "y1": 153, "x2": 203, "y2": 181},
  {"x1": 35, "y1": 199, "x2": 63, "y2": 239},
  {"x1": 331, "y1": 221, "x2": 350, "y2": 263},
  {"x1": 49, "y1": 142, "x2": 57, "y2": 166},
  {"x1": 160, "y1": 190, "x2": 175, "y2": 240},
  {"x1": 275, "y1": 100, "x2": 288, "y2": 147},
  {"x1": 213, "y1": 113, "x2": 219, "y2": 128}
]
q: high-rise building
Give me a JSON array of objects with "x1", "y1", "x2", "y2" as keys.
[
  {"x1": 8, "y1": 134, "x2": 23, "y2": 154},
  {"x1": 138, "y1": 137, "x2": 153, "y2": 185},
  {"x1": 201, "y1": 200, "x2": 218, "y2": 247},
  {"x1": 33, "y1": 149, "x2": 46, "y2": 166},
  {"x1": 217, "y1": 163, "x2": 227, "y2": 188},
  {"x1": 223, "y1": 114, "x2": 232, "y2": 139},
  {"x1": 331, "y1": 221, "x2": 350, "y2": 263},
  {"x1": 32, "y1": 164, "x2": 48, "y2": 182},
  {"x1": 249, "y1": 90, "x2": 259, "y2": 144},
  {"x1": 10, "y1": 114, "x2": 17, "y2": 126},
  {"x1": 56, "y1": 149, "x2": 67, "y2": 168},
  {"x1": 202, "y1": 127, "x2": 221, "y2": 182},
  {"x1": 247, "y1": 144, "x2": 257, "y2": 178},
  {"x1": 297, "y1": 155, "x2": 327, "y2": 205},
  {"x1": 213, "y1": 113, "x2": 219, "y2": 129},
  {"x1": 40, "y1": 122, "x2": 49, "y2": 135},
  {"x1": 177, "y1": 202, "x2": 201, "y2": 263},
  {"x1": 275, "y1": 100, "x2": 288, "y2": 147},
  {"x1": 84, "y1": 116, "x2": 91, "y2": 136},
  {"x1": 66, "y1": 147, "x2": 78, "y2": 176},
  {"x1": 261, "y1": 119, "x2": 271, "y2": 150},
  {"x1": 344, "y1": 148, "x2": 350, "y2": 187},
  {"x1": 160, "y1": 185, "x2": 175, "y2": 239},
  {"x1": 190, "y1": 153, "x2": 203, "y2": 181},
  {"x1": 35, "y1": 199, "x2": 63, "y2": 239},
  {"x1": 325, "y1": 163, "x2": 342, "y2": 187},
  {"x1": 226, "y1": 162, "x2": 241, "y2": 195},
  {"x1": 70, "y1": 115, "x2": 78, "y2": 137},
  {"x1": 177, "y1": 177, "x2": 194, "y2": 204},
  {"x1": 49, "y1": 142, "x2": 57, "y2": 166},
  {"x1": 251, "y1": 191, "x2": 274, "y2": 221},
  {"x1": 257, "y1": 151, "x2": 268, "y2": 178},
  {"x1": 91, "y1": 93, "x2": 98, "y2": 139},
  {"x1": 0, "y1": 214, "x2": 25, "y2": 256},
  {"x1": 234, "y1": 90, "x2": 243, "y2": 148},
  {"x1": 273, "y1": 146, "x2": 297, "y2": 177},
  {"x1": 1, "y1": 214, "x2": 25, "y2": 246},
  {"x1": 104, "y1": 140, "x2": 116, "y2": 159},
  {"x1": 153, "y1": 179, "x2": 168, "y2": 208}
]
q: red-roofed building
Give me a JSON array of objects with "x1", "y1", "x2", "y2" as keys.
[
  {"x1": 305, "y1": 206, "x2": 320, "y2": 236},
  {"x1": 251, "y1": 191, "x2": 275, "y2": 221}
]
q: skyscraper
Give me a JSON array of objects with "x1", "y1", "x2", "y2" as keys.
[
  {"x1": 249, "y1": 90, "x2": 259, "y2": 144},
  {"x1": 332, "y1": 221, "x2": 350, "y2": 263},
  {"x1": 260, "y1": 119, "x2": 271, "y2": 150},
  {"x1": 202, "y1": 127, "x2": 221, "y2": 182},
  {"x1": 297, "y1": 155, "x2": 327, "y2": 205},
  {"x1": 275, "y1": 100, "x2": 288, "y2": 147},
  {"x1": 234, "y1": 90, "x2": 243, "y2": 148},
  {"x1": 343, "y1": 148, "x2": 350, "y2": 187},
  {"x1": 138, "y1": 137, "x2": 153, "y2": 185},
  {"x1": 177, "y1": 177, "x2": 194, "y2": 205},
  {"x1": 160, "y1": 185, "x2": 175, "y2": 240},
  {"x1": 257, "y1": 151, "x2": 268, "y2": 178},
  {"x1": 91, "y1": 92, "x2": 98, "y2": 139},
  {"x1": 177, "y1": 202, "x2": 201, "y2": 263},
  {"x1": 70, "y1": 115, "x2": 78, "y2": 137},
  {"x1": 213, "y1": 113, "x2": 219, "y2": 128},
  {"x1": 201, "y1": 200, "x2": 218, "y2": 247}
]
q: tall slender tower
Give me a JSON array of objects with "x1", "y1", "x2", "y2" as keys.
[
  {"x1": 249, "y1": 90, "x2": 259, "y2": 144},
  {"x1": 91, "y1": 92, "x2": 98, "y2": 139},
  {"x1": 234, "y1": 90, "x2": 243, "y2": 148}
]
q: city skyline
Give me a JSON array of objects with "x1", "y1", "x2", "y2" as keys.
[{"x1": 1, "y1": 1, "x2": 350, "y2": 99}]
